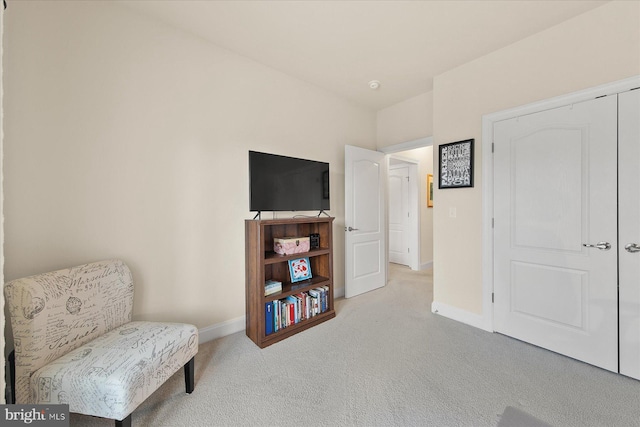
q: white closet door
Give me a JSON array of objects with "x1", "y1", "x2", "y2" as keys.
[
  {"x1": 388, "y1": 166, "x2": 409, "y2": 266},
  {"x1": 493, "y1": 95, "x2": 618, "y2": 372},
  {"x1": 619, "y1": 89, "x2": 640, "y2": 380}
]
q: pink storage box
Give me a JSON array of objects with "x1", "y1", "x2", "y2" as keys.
[{"x1": 273, "y1": 236, "x2": 310, "y2": 255}]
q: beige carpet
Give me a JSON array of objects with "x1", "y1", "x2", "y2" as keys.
[{"x1": 72, "y1": 264, "x2": 640, "y2": 426}]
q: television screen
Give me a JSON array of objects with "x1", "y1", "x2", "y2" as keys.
[{"x1": 249, "y1": 151, "x2": 330, "y2": 212}]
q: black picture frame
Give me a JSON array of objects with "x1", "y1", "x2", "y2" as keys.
[{"x1": 438, "y1": 139, "x2": 474, "y2": 189}]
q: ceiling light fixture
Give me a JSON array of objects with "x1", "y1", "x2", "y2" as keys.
[{"x1": 368, "y1": 80, "x2": 381, "y2": 90}]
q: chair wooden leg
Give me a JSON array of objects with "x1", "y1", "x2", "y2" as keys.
[
  {"x1": 184, "y1": 357, "x2": 195, "y2": 394},
  {"x1": 115, "y1": 414, "x2": 131, "y2": 427}
]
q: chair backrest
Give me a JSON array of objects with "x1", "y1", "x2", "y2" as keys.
[{"x1": 4, "y1": 259, "x2": 134, "y2": 404}]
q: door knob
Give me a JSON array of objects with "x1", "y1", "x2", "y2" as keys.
[
  {"x1": 582, "y1": 242, "x2": 611, "y2": 251},
  {"x1": 346, "y1": 226, "x2": 359, "y2": 232},
  {"x1": 625, "y1": 243, "x2": 640, "y2": 253}
]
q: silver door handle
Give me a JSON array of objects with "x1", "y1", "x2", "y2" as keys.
[
  {"x1": 346, "y1": 226, "x2": 359, "y2": 232},
  {"x1": 625, "y1": 243, "x2": 640, "y2": 253},
  {"x1": 582, "y1": 242, "x2": 611, "y2": 251}
]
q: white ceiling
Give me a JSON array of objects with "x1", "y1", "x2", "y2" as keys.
[{"x1": 122, "y1": 0, "x2": 608, "y2": 111}]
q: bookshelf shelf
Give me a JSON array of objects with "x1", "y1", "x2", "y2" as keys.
[
  {"x1": 264, "y1": 248, "x2": 331, "y2": 264},
  {"x1": 245, "y1": 216, "x2": 335, "y2": 348}
]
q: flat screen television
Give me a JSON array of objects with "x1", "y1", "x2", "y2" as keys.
[{"x1": 249, "y1": 151, "x2": 330, "y2": 213}]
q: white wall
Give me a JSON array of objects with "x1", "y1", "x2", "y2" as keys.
[
  {"x1": 376, "y1": 91, "x2": 432, "y2": 149},
  {"x1": 3, "y1": 1, "x2": 376, "y2": 346},
  {"x1": 432, "y1": 1, "x2": 640, "y2": 316}
]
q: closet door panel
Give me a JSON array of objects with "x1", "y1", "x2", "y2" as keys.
[
  {"x1": 619, "y1": 88, "x2": 640, "y2": 380},
  {"x1": 493, "y1": 96, "x2": 618, "y2": 372}
]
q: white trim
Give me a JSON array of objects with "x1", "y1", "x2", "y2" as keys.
[
  {"x1": 431, "y1": 301, "x2": 491, "y2": 332},
  {"x1": 389, "y1": 154, "x2": 419, "y2": 165},
  {"x1": 198, "y1": 316, "x2": 246, "y2": 344},
  {"x1": 481, "y1": 75, "x2": 640, "y2": 334},
  {"x1": 485, "y1": 76, "x2": 640, "y2": 124},
  {"x1": 420, "y1": 261, "x2": 433, "y2": 270},
  {"x1": 334, "y1": 285, "x2": 345, "y2": 299},
  {"x1": 379, "y1": 136, "x2": 433, "y2": 154}
]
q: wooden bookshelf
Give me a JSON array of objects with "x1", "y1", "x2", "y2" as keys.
[{"x1": 245, "y1": 216, "x2": 335, "y2": 348}]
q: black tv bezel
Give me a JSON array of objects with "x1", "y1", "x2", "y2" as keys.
[{"x1": 248, "y1": 150, "x2": 330, "y2": 213}]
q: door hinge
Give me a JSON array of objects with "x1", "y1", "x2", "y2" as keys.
[
  {"x1": 492, "y1": 292, "x2": 495, "y2": 303},
  {"x1": 491, "y1": 143, "x2": 494, "y2": 153},
  {"x1": 492, "y1": 218, "x2": 494, "y2": 228},
  {"x1": 407, "y1": 248, "x2": 410, "y2": 253}
]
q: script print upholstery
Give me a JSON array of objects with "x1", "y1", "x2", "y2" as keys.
[
  {"x1": 31, "y1": 321, "x2": 198, "y2": 420},
  {"x1": 4, "y1": 259, "x2": 198, "y2": 421}
]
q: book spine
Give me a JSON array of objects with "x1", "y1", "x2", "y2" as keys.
[
  {"x1": 322, "y1": 285, "x2": 330, "y2": 311},
  {"x1": 265, "y1": 303, "x2": 273, "y2": 335},
  {"x1": 273, "y1": 300, "x2": 279, "y2": 333},
  {"x1": 297, "y1": 293, "x2": 306, "y2": 322},
  {"x1": 289, "y1": 302, "x2": 295, "y2": 326},
  {"x1": 291, "y1": 296, "x2": 298, "y2": 323},
  {"x1": 281, "y1": 301, "x2": 287, "y2": 329},
  {"x1": 308, "y1": 290, "x2": 319, "y2": 316},
  {"x1": 313, "y1": 287, "x2": 326, "y2": 313}
]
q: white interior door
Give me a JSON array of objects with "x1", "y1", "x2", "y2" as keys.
[
  {"x1": 619, "y1": 88, "x2": 640, "y2": 380},
  {"x1": 493, "y1": 95, "x2": 618, "y2": 372},
  {"x1": 388, "y1": 166, "x2": 409, "y2": 266},
  {"x1": 345, "y1": 145, "x2": 387, "y2": 298}
]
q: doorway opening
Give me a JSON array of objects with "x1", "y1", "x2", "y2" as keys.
[{"x1": 381, "y1": 137, "x2": 434, "y2": 276}]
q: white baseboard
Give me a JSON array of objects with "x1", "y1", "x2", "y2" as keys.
[
  {"x1": 431, "y1": 301, "x2": 492, "y2": 332},
  {"x1": 420, "y1": 261, "x2": 433, "y2": 270},
  {"x1": 198, "y1": 315, "x2": 246, "y2": 344},
  {"x1": 334, "y1": 285, "x2": 345, "y2": 299}
]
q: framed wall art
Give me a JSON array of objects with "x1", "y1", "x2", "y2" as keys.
[
  {"x1": 427, "y1": 174, "x2": 433, "y2": 207},
  {"x1": 439, "y1": 139, "x2": 474, "y2": 189}
]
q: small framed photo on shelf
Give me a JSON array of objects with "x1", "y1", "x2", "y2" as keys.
[
  {"x1": 439, "y1": 138, "x2": 474, "y2": 189},
  {"x1": 288, "y1": 257, "x2": 312, "y2": 283}
]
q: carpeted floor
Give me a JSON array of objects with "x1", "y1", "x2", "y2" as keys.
[{"x1": 72, "y1": 264, "x2": 640, "y2": 426}]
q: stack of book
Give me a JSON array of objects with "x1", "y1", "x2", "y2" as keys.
[
  {"x1": 265, "y1": 286, "x2": 329, "y2": 335},
  {"x1": 264, "y1": 279, "x2": 282, "y2": 296}
]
